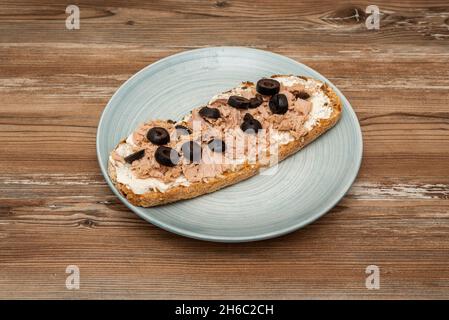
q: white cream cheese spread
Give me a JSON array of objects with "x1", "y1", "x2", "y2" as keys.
[{"x1": 111, "y1": 156, "x2": 191, "y2": 194}]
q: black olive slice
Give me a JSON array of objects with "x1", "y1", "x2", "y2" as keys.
[
  {"x1": 241, "y1": 114, "x2": 262, "y2": 134},
  {"x1": 228, "y1": 95, "x2": 250, "y2": 109},
  {"x1": 199, "y1": 106, "x2": 221, "y2": 119},
  {"x1": 249, "y1": 94, "x2": 263, "y2": 108},
  {"x1": 154, "y1": 146, "x2": 179, "y2": 167},
  {"x1": 208, "y1": 139, "x2": 226, "y2": 153},
  {"x1": 181, "y1": 141, "x2": 202, "y2": 163},
  {"x1": 243, "y1": 113, "x2": 254, "y2": 122},
  {"x1": 294, "y1": 91, "x2": 310, "y2": 100},
  {"x1": 269, "y1": 93, "x2": 289, "y2": 114},
  {"x1": 175, "y1": 124, "x2": 192, "y2": 136},
  {"x1": 256, "y1": 78, "x2": 280, "y2": 96},
  {"x1": 147, "y1": 127, "x2": 170, "y2": 145},
  {"x1": 124, "y1": 149, "x2": 145, "y2": 164}
]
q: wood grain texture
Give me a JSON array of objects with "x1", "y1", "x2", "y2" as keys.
[{"x1": 0, "y1": 0, "x2": 449, "y2": 299}]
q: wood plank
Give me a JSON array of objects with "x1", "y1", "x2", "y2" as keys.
[
  {"x1": 0, "y1": 1, "x2": 448, "y2": 45},
  {"x1": 1, "y1": 199, "x2": 449, "y2": 299}
]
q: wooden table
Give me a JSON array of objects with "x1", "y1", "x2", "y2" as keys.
[{"x1": 1, "y1": 0, "x2": 448, "y2": 299}]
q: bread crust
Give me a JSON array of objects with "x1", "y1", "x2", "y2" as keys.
[{"x1": 108, "y1": 76, "x2": 342, "y2": 207}]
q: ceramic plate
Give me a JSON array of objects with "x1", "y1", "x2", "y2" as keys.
[{"x1": 97, "y1": 47, "x2": 362, "y2": 242}]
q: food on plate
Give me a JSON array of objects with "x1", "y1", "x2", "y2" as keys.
[{"x1": 108, "y1": 75, "x2": 342, "y2": 207}]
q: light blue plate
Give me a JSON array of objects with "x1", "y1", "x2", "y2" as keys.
[{"x1": 96, "y1": 47, "x2": 363, "y2": 242}]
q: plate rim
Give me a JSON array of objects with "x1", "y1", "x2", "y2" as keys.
[{"x1": 96, "y1": 46, "x2": 363, "y2": 243}]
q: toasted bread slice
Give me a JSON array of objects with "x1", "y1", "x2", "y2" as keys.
[{"x1": 108, "y1": 75, "x2": 342, "y2": 207}]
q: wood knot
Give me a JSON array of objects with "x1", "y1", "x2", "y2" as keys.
[
  {"x1": 444, "y1": 17, "x2": 449, "y2": 27},
  {"x1": 80, "y1": 219, "x2": 96, "y2": 228},
  {"x1": 322, "y1": 6, "x2": 367, "y2": 25},
  {"x1": 215, "y1": 0, "x2": 229, "y2": 8},
  {"x1": 126, "y1": 20, "x2": 135, "y2": 26}
]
